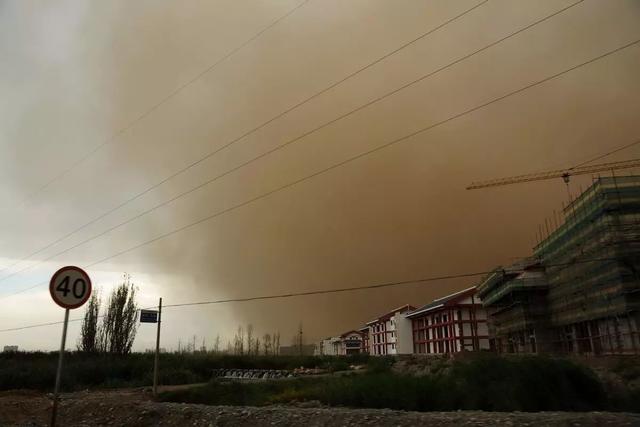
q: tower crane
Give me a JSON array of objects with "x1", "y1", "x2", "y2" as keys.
[{"x1": 466, "y1": 158, "x2": 640, "y2": 190}]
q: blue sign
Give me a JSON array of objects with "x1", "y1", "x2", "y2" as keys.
[{"x1": 140, "y1": 309, "x2": 158, "y2": 323}]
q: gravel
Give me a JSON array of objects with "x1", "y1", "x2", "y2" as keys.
[{"x1": 1, "y1": 388, "x2": 639, "y2": 426}]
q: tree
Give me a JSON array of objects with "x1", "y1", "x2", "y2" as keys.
[
  {"x1": 274, "y1": 331, "x2": 281, "y2": 355},
  {"x1": 233, "y1": 326, "x2": 245, "y2": 355},
  {"x1": 99, "y1": 274, "x2": 138, "y2": 355},
  {"x1": 246, "y1": 324, "x2": 254, "y2": 355},
  {"x1": 253, "y1": 337, "x2": 260, "y2": 355},
  {"x1": 213, "y1": 334, "x2": 221, "y2": 353},
  {"x1": 78, "y1": 293, "x2": 100, "y2": 353},
  {"x1": 262, "y1": 333, "x2": 272, "y2": 355}
]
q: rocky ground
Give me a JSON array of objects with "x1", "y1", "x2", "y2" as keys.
[{"x1": 1, "y1": 388, "x2": 639, "y2": 427}]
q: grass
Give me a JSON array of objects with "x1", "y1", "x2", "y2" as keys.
[
  {"x1": 3, "y1": 351, "x2": 636, "y2": 412},
  {"x1": 0, "y1": 352, "x2": 368, "y2": 391},
  {"x1": 160, "y1": 355, "x2": 614, "y2": 412}
]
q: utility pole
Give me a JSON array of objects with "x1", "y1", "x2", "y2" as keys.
[
  {"x1": 298, "y1": 323, "x2": 303, "y2": 356},
  {"x1": 153, "y1": 298, "x2": 162, "y2": 396}
]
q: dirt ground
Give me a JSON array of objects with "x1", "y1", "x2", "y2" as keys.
[{"x1": 1, "y1": 388, "x2": 639, "y2": 427}]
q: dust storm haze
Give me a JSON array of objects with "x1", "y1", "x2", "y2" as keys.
[{"x1": 1, "y1": 0, "x2": 640, "y2": 351}]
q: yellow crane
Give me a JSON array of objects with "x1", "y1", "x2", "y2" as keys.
[{"x1": 466, "y1": 158, "x2": 640, "y2": 190}]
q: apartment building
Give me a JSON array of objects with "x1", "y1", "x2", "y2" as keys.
[
  {"x1": 366, "y1": 304, "x2": 414, "y2": 355},
  {"x1": 405, "y1": 287, "x2": 489, "y2": 354}
]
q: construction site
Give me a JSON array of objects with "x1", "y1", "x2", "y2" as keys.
[{"x1": 478, "y1": 174, "x2": 640, "y2": 355}]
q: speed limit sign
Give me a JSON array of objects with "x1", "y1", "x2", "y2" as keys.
[
  {"x1": 49, "y1": 266, "x2": 92, "y2": 427},
  {"x1": 49, "y1": 266, "x2": 92, "y2": 309}
]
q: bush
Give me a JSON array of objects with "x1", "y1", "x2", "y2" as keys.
[
  {"x1": 160, "y1": 355, "x2": 613, "y2": 412},
  {"x1": 0, "y1": 352, "x2": 369, "y2": 391},
  {"x1": 366, "y1": 356, "x2": 394, "y2": 373},
  {"x1": 443, "y1": 354, "x2": 606, "y2": 411},
  {"x1": 2, "y1": 352, "x2": 626, "y2": 412}
]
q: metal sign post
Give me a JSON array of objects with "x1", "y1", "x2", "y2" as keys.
[
  {"x1": 50, "y1": 308, "x2": 69, "y2": 426},
  {"x1": 140, "y1": 299, "x2": 162, "y2": 396},
  {"x1": 153, "y1": 297, "x2": 162, "y2": 396},
  {"x1": 49, "y1": 266, "x2": 92, "y2": 427}
]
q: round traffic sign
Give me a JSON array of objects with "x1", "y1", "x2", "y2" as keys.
[{"x1": 49, "y1": 266, "x2": 92, "y2": 309}]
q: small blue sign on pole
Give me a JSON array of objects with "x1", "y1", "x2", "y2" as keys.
[{"x1": 140, "y1": 309, "x2": 158, "y2": 323}]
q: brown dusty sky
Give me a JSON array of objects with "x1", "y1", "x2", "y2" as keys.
[{"x1": 1, "y1": 0, "x2": 640, "y2": 351}]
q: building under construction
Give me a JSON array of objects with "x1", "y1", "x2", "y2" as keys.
[
  {"x1": 476, "y1": 258, "x2": 553, "y2": 354},
  {"x1": 479, "y1": 175, "x2": 640, "y2": 354}
]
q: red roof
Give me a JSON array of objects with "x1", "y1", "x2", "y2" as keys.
[
  {"x1": 366, "y1": 304, "x2": 415, "y2": 325},
  {"x1": 405, "y1": 287, "x2": 477, "y2": 318}
]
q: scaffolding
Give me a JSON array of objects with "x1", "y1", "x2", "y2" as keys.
[
  {"x1": 478, "y1": 175, "x2": 640, "y2": 355},
  {"x1": 534, "y1": 175, "x2": 640, "y2": 354},
  {"x1": 477, "y1": 258, "x2": 552, "y2": 354}
]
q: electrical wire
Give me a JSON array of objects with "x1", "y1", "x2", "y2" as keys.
[
  {"x1": 571, "y1": 138, "x2": 640, "y2": 169},
  {"x1": 15, "y1": 0, "x2": 311, "y2": 210},
  {"x1": 0, "y1": 256, "x2": 624, "y2": 333},
  {"x1": 1, "y1": 36, "x2": 637, "y2": 300},
  {"x1": 0, "y1": 0, "x2": 488, "y2": 280},
  {"x1": 0, "y1": 0, "x2": 582, "y2": 287}
]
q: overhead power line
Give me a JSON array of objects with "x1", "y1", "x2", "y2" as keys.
[
  {"x1": 0, "y1": 0, "x2": 487, "y2": 281},
  {"x1": 0, "y1": 0, "x2": 310, "y2": 278},
  {"x1": 0, "y1": 256, "x2": 622, "y2": 334},
  {"x1": 0, "y1": 0, "x2": 579, "y2": 287},
  {"x1": 572, "y1": 138, "x2": 640, "y2": 169},
  {"x1": 0, "y1": 271, "x2": 487, "y2": 333},
  {"x1": 2, "y1": 35, "x2": 637, "y2": 299},
  {"x1": 15, "y1": 0, "x2": 311, "y2": 210}
]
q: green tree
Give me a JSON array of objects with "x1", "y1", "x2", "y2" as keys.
[
  {"x1": 99, "y1": 274, "x2": 138, "y2": 354},
  {"x1": 78, "y1": 292, "x2": 100, "y2": 353}
]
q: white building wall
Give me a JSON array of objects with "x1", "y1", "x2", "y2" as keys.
[
  {"x1": 385, "y1": 319, "x2": 395, "y2": 354},
  {"x1": 318, "y1": 338, "x2": 340, "y2": 356},
  {"x1": 368, "y1": 306, "x2": 414, "y2": 356},
  {"x1": 395, "y1": 314, "x2": 413, "y2": 354}
]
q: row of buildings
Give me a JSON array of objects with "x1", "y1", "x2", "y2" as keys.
[
  {"x1": 317, "y1": 286, "x2": 491, "y2": 356},
  {"x1": 317, "y1": 176, "x2": 640, "y2": 356}
]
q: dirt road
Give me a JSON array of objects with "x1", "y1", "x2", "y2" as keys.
[{"x1": 1, "y1": 388, "x2": 639, "y2": 426}]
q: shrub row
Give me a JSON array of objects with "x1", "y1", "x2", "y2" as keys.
[
  {"x1": 0, "y1": 352, "x2": 368, "y2": 391},
  {"x1": 160, "y1": 355, "x2": 620, "y2": 412}
]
